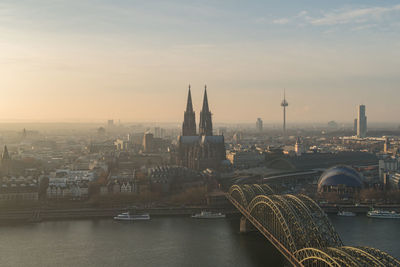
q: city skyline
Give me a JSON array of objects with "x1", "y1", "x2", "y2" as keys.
[
  {"x1": 1, "y1": 0, "x2": 400, "y2": 123},
  {"x1": 1, "y1": 2, "x2": 400, "y2": 267}
]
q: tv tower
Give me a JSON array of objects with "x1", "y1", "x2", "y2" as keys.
[{"x1": 280, "y1": 89, "x2": 288, "y2": 138}]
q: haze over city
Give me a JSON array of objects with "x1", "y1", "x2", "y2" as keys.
[
  {"x1": 2, "y1": 1, "x2": 400, "y2": 267},
  {"x1": 1, "y1": 0, "x2": 400, "y2": 123}
]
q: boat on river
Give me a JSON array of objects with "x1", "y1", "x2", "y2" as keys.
[
  {"x1": 337, "y1": 211, "x2": 356, "y2": 217},
  {"x1": 191, "y1": 211, "x2": 226, "y2": 219},
  {"x1": 367, "y1": 209, "x2": 400, "y2": 219},
  {"x1": 114, "y1": 212, "x2": 150, "y2": 221}
]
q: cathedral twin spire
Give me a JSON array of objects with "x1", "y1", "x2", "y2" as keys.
[
  {"x1": 182, "y1": 85, "x2": 213, "y2": 136},
  {"x1": 186, "y1": 85, "x2": 194, "y2": 113},
  {"x1": 199, "y1": 85, "x2": 213, "y2": 136},
  {"x1": 182, "y1": 85, "x2": 196, "y2": 136}
]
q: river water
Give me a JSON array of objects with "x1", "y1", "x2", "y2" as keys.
[{"x1": 0, "y1": 215, "x2": 398, "y2": 267}]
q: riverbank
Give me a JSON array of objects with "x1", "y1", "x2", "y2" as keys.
[
  {"x1": 321, "y1": 203, "x2": 400, "y2": 214},
  {"x1": 0, "y1": 206, "x2": 239, "y2": 223},
  {"x1": 2, "y1": 202, "x2": 400, "y2": 223}
]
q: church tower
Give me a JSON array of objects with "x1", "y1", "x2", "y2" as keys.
[
  {"x1": 1, "y1": 145, "x2": 11, "y2": 175},
  {"x1": 199, "y1": 85, "x2": 213, "y2": 136},
  {"x1": 182, "y1": 85, "x2": 196, "y2": 136}
]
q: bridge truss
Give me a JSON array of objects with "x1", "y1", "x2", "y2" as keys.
[{"x1": 227, "y1": 184, "x2": 400, "y2": 267}]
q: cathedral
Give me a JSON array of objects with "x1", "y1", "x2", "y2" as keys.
[{"x1": 176, "y1": 85, "x2": 226, "y2": 170}]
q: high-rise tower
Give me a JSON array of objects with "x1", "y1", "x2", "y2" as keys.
[
  {"x1": 199, "y1": 85, "x2": 213, "y2": 136},
  {"x1": 280, "y1": 89, "x2": 289, "y2": 137},
  {"x1": 182, "y1": 85, "x2": 196, "y2": 136},
  {"x1": 256, "y1": 118, "x2": 263, "y2": 132},
  {"x1": 357, "y1": 105, "x2": 367, "y2": 138}
]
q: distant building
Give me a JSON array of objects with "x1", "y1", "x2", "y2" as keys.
[
  {"x1": 176, "y1": 86, "x2": 226, "y2": 171},
  {"x1": 142, "y1": 132, "x2": 154, "y2": 153},
  {"x1": 318, "y1": 166, "x2": 364, "y2": 196},
  {"x1": 105, "y1": 170, "x2": 136, "y2": 194},
  {"x1": 227, "y1": 151, "x2": 264, "y2": 169},
  {"x1": 357, "y1": 105, "x2": 367, "y2": 138},
  {"x1": 153, "y1": 127, "x2": 164, "y2": 138},
  {"x1": 379, "y1": 157, "x2": 399, "y2": 182},
  {"x1": 0, "y1": 176, "x2": 39, "y2": 202},
  {"x1": 389, "y1": 173, "x2": 400, "y2": 190},
  {"x1": 383, "y1": 137, "x2": 391, "y2": 154},
  {"x1": 148, "y1": 165, "x2": 203, "y2": 193},
  {"x1": 89, "y1": 140, "x2": 115, "y2": 153},
  {"x1": 107, "y1": 119, "x2": 114, "y2": 128},
  {"x1": 46, "y1": 181, "x2": 88, "y2": 200},
  {"x1": 256, "y1": 118, "x2": 263, "y2": 132},
  {"x1": 217, "y1": 127, "x2": 227, "y2": 136},
  {"x1": 233, "y1": 132, "x2": 242, "y2": 144},
  {"x1": 1, "y1": 145, "x2": 11, "y2": 175},
  {"x1": 294, "y1": 137, "x2": 305, "y2": 156},
  {"x1": 114, "y1": 139, "x2": 129, "y2": 151},
  {"x1": 353, "y1": 119, "x2": 358, "y2": 135}
]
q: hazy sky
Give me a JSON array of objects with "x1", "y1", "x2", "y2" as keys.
[{"x1": 1, "y1": 0, "x2": 399, "y2": 123}]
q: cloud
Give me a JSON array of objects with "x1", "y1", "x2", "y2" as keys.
[
  {"x1": 351, "y1": 24, "x2": 377, "y2": 32},
  {"x1": 309, "y1": 4, "x2": 400, "y2": 26},
  {"x1": 272, "y1": 11, "x2": 307, "y2": 25},
  {"x1": 270, "y1": 4, "x2": 400, "y2": 29},
  {"x1": 273, "y1": 18, "x2": 290, "y2": 25}
]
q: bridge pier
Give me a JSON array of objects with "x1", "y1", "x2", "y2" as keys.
[{"x1": 240, "y1": 216, "x2": 255, "y2": 233}]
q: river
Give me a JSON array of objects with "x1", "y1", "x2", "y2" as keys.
[{"x1": 0, "y1": 215, "x2": 398, "y2": 267}]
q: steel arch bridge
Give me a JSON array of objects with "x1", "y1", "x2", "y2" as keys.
[{"x1": 227, "y1": 184, "x2": 400, "y2": 267}]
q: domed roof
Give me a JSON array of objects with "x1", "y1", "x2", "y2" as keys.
[{"x1": 318, "y1": 165, "x2": 363, "y2": 191}]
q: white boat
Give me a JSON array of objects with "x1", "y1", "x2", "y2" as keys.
[
  {"x1": 191, "y1": 211, "x2": 226, "y2": 219},
  {"x1": 367, "y1": 209, "x2": 400, "y2": 219},
  {"x1": 113, "y1": 212, "x2": 150, "y2": 221},
  {"x1": 337, "y1": 211, "x2": 356, "y2": 217}
]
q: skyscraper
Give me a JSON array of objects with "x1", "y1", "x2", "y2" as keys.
[
  {"x1": 357, "y1": 105, "x2": 367, "y2": 138},
  {"x1": 142, "y1": 132, "x2": 154, "y2": 153},
  {"x1": 182, "y1": 85, "x2": 196, "y2": 136},
  {"x1": 199, "y1": 85, "x2": 213, "y2": 136},
  {"x1": 280, "y1": 89, "x2": 288, "y2": 138},
  {"x1": 256, "y1": 118, "x2": 263, "y2": 132}
]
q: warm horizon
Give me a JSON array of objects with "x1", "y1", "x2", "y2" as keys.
[{"x1": 1, "y1": 1, "x2": 400, "y2": 124}]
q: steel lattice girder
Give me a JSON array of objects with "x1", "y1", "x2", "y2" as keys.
[
  {"x1": 294, "y1": 246, "x2": 399, "y2": 267},
  {"x1": 339, "y1": 247, "x2": 386, "y2": 267},
  {"x1": 250, "y1": 184, "x2": 265, "y2": 195},
  {"x1": 229, "y1": 185, "x2": 249, "y2": 207},
  {"x1": 356, "y1": 246, "x2": 400, "y2": 267},
  {"x1": 228, "y1": 184, "x2": 275, "y2": 208},
  {"x1": 294, "y1": 248, "x2": 341, "y2": 267},
  {"x1": 285, "y1": 195, "x2": 328, "y2": 248},
  {"x1": 296, "y1": 194, "x2": 343, "y2": 247},
  {"x1": 269, "y1": 195, "x2": 309, "y2": 250},
  {"x1": 325, "y1": 247, "x2": 359, "y2": 266},
  {"x1": 227, "y1": 184, "x2": 400, "y2": 267},
  {"x1": 260, "y1": 184, "x2": 274, "y2": 195},
  {"x1": 248, "y1": 195, "x2": 297, "y2": 253}
]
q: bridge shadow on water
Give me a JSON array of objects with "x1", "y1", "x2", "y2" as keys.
[{"x1": 227, "y1": 216, "x2": 285, "y2": 267}]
